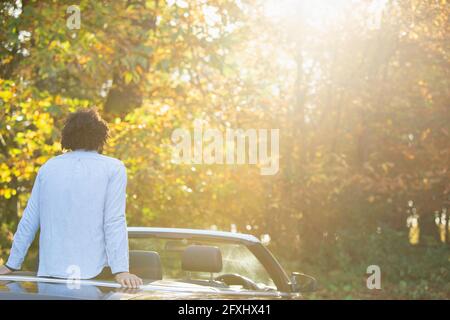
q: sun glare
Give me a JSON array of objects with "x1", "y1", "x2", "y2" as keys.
[{"x1": 264, "y1": 0, "x2": 387, "y2": 30}]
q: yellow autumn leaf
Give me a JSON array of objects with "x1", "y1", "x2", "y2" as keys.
[
  {"x1": 124, "y1": 72, "x2": 133, "y2": 84},
  {"x1": 0, "y1": 91, "x2": 13, "y2": 101}
]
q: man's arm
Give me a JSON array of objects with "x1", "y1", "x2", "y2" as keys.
[
  {"x1": 104, "y1": 163, "x2": 129, "y2": 274},
  {"x1": 104, "y1": 163, "x2": 142, "y2": 288},
  {"x1": 5, "y1": 171, "x2": 41, "y2": 271}
]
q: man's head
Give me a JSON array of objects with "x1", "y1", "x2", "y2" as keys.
[{"x1": 61, "y1": 108, "x2": 109, "y2": 152}]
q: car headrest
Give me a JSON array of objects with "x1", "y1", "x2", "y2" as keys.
[
  {"x1": 181, "y1": 245, "x2": 223, "y2": 273},
  {"x1": 129, "y1": 250, "x2": 163, "y2": 280}
]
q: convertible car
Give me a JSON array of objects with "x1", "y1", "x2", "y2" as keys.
[{"x1": 0, "y1": 227, "x2": 316, "y2": 300}]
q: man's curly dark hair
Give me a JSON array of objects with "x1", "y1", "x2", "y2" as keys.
[{"x1": 61, "y1": 108, "x2": 109, "y2": 152}]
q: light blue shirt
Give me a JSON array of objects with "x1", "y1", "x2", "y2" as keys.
[{"x1": 7, "y1": 150, "x2": 129, "y2": 279}]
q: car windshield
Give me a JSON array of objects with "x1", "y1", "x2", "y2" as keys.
[{"x1": 129, "y1": 237, "x2": 276, "y2": 290}]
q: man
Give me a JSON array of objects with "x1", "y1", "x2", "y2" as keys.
[{"x1": 0, "y1": 109, "x2": 142, "y2": 288}]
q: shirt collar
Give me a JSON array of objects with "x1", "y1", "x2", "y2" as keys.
[{"x1": 65, "y1": 149, "x2": 99, "y2": 155}]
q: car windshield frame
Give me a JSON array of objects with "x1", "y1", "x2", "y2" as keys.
[{"x1": 128, "y1": 230, "x2": 292, "y2": 292}]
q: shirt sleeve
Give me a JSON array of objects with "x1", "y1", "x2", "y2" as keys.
[
  {"x1": 103, "y1": 163, "x2": 129, "y2": 274},
  {"x1": 7, "y1": 171, "x2": 41, "y2": 270}
]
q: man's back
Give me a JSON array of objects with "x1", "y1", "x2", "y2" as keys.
[
  {"x1": 6, "y1": 150, "x2": 129, "y2": 279},
  {"x1": 2, "y1": 109, "x2": 142, "y2": 288}
]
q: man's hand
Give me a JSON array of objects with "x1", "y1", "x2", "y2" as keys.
[
  {"x1": 0, "y1": 265, "x2": 13, "y2": 275},
  {"x1": 114, "y1": 272, "x2": 143, "y2": 289}
]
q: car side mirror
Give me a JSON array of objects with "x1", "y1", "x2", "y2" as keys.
[{"x1": 291, "y1": 272, "x2": 317, "y2": 293}]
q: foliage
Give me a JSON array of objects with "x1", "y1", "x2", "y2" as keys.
[
  {"x1": 295, "y1": 229, "x2": 450, "y2": 299},
  {"x1": 0, "y1": 0, "x2": 448, "y2": 298}
]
